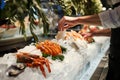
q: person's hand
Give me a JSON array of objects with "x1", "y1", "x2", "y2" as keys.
[
  {"x1": 81, "y1": 32, "x2": 93, "y2": 38},
  {"x1": 81, "y1": 32, "x2": 95, "y2": 43},
  {"x1": 58, "y1": 16, "x2": 79, "y2": 31}
]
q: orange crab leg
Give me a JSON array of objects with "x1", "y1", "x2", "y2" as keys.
[
  {"x1": 45, "y1": 59, "x2": 51, "y2": 73},
  {"x1": 39, "y1": 64, "x2": 46, "y2": 78}
]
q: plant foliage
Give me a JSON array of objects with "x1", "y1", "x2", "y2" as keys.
[
  {"x1": 57, "y1": 0, "x2": 102, "y2": 16},
  {"x1": 0, "y1": 0, "x2": 49, "y2": 42}
]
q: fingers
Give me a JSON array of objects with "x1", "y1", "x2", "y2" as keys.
[
  {"x1": 58, "y1": 16, "x2": 70, "y2": 31},
  {"x1": 59, "y1": 23, "x2": 71, "y2": 31},
  {"x1": 63, "y1": 24, "x2": 70, "y2": 30},
  {"x1": 82, "y1": 33, "x2": 93, "y2": 38},
  {"x1": 58, "y1": 16, "x2": 76, "y2": 31}
]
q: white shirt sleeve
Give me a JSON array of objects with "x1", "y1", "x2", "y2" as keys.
[{"x1": 98, "y1": 6, "x2": 120, "y2": 28}]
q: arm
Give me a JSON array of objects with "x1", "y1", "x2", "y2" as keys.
[
  {"x1": 82, "y1": 28, "x2": 111, "y2": 38},
  {"x1": 77, "y1": 14, "x2": 102, "y2": 26},
  {"x1": 92, "y1": 28, "x2": 111, "y2": 36},
  {"x1": 81, "y1": 28, "x2": 111, "y2": 43},
  {"x1": 58, "y1": 14, "x2": 102, "y2": 31},
  {"x1": 58, "y1": 6, "x2": 120, "y2": 31}
]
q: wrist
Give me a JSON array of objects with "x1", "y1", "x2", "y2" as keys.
[
  {"x1": 76, "y1": 17, "x2": 82, "y2": 25},
  {"x1": 91, "y1": 32, "x2": 95, "y2": 36}
]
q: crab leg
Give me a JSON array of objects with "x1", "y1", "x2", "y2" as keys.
[
  {"x1": 39, "y1": 64, "x2": 46, "y2": 78},
  {"x1": 45, "y1": 59, "x2": 51, "y2": 73}
]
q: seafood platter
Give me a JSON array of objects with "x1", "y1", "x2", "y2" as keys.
[{"x1": 0, "y1": 27, "x2": 110, "y2": 80}]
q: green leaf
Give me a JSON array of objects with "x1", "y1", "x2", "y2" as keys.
[
  {"x1": 60, "y1": 46, "x2": 67, "y2": 53},
  {"x1": 52, "y1": 56, "x2": 58, "y2": 60},
  {"x1": 52, "y1": 55, "x2": 64, "y2": 61},
  {"x1": 42, "y1": 53, "x2": 50, "y2": 58},
  {"x1": 30, "y1": 22, "x2": 39, "y2": 42},
  {"x1": 0, "y1": 0, "x2": 50, "y2": 42},
  {"x1": 58, "y1": 55, "x2": 64, "y2": 61},
  {"x1": 43, "y1": 21, "x2": 49, "y2": 36}
]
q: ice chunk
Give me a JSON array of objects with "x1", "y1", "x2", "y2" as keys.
[
  {"x1": 55, "y1": 30, "x2": 66, "y2": 40},
  {"x1": 1, "y1": 53, "x2": 17, "y2": 67},
  {"x1": 0, "y1": 64, "x2": 8, "y2": 79}
]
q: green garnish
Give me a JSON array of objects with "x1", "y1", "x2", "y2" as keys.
[
  {"x1": 52, "y1": 55, "x2": 64, "y2": 61},
  {"x1": 58, "y1": 55, "x2": 64, "y2": 61},
  {"x1": 60, "y1": 46, "x2": 67, "y2": 52},
  {"x1": 52, "y1": 56, "x2": 58, "y2": 60},
  {"x1": 42, "y1": 53, "x2": 50, "y2": 58}
]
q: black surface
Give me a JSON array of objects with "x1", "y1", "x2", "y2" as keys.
[{"x1": 0, "y1": 38, "x2": 33, "y2": 57}]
